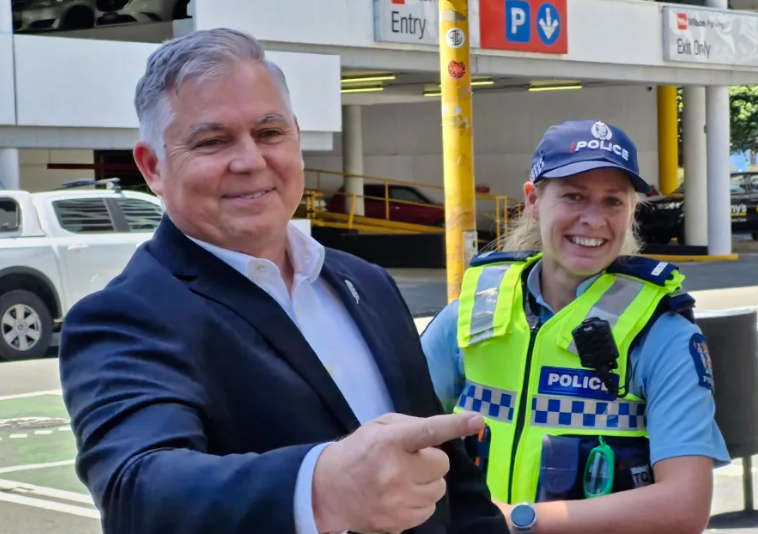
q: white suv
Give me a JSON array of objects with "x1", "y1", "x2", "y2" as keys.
[{"x1": 0, "y1": 179, "x2": 163, "y2": 361}]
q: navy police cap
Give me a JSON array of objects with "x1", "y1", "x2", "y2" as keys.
[{"x1": 529, "y1": 119, "x2": 651, "y2": 194}]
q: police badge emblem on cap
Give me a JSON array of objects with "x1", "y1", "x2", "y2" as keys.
[{"x1": 590, "y1": 121, "x2": 613, "y2": 141}]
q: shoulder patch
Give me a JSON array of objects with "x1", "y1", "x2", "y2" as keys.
[
  {"x1": 605, "y1": 256, "x2": 679, "y2": 286},
  {"x1": 689, "y1": 333, "x2": 715, "y2": 392},
  {"x1": 470, "y1": 250, "x2": 540, "y2": 267}
]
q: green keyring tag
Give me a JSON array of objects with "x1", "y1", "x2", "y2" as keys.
[{"x1": 583, "y1": 436, "x2": 615, "y2": 499}]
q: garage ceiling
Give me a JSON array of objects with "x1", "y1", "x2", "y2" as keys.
[{"x1": 340, "y1": 69, "x2": 618, "y2": 100}]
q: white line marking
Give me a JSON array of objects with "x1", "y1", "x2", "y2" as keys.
[
  {"x1": 9, "y1": 434, "x2": 27, "y2": 439},
  {"x1": 0, "y1": 460, "x2": 75, "y2": 475},
  {"x1": 0, "y1": 478, "x2": 93, "y2": 505},
  {"x1": 58, "y1": 426, "x2": 71, "y2": 432},
  {"x1": 0, "y1": 390, "x2": 63, "y2": 402},
  {"x1": 0, "y1": 492, "x2": 99, "y2": 519},
  {"x1": 34, "y1": 430, "x2": 53, "y2": 435}
]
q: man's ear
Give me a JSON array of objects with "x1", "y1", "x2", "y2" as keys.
[{"x1": 134, "y1": 141, "x2": 164, "y2": 197}]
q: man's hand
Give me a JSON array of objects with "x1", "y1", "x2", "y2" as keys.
[{"x1": 312, "y1": 411, "x2": 485, "y2": 534}]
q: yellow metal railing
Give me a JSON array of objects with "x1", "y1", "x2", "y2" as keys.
[{"x1": 302, "y1": 168, "x2": 518, "y2": 245}]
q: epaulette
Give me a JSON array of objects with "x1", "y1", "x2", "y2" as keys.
[
  {"x1": 648, "y1": 291, "x2": 697, "y2": 327},
  {"x1": 604, "y1": 255, "x2": 679, "y2": 287},
  {"x1": 470, "y1": 250, "x2": 541, "y2": 267},
  {"x1": 632, "y1": 291, "x2": 697, "y2": 350},
  {"x1": 664, "y1": 291, "x2": 696, "y2": 318}
]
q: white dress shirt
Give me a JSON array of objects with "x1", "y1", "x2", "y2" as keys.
[{"x1": 187, "y1": 222, "x2": 395, "y2": 534}]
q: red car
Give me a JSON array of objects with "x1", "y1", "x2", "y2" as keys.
[{"x1": 326, "y1": 184, "x2": 445, "y2": 227}]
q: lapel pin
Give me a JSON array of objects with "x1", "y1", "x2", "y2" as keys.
[{"x1": 345, "y1": 280, "x2": 360, "y2": 304}]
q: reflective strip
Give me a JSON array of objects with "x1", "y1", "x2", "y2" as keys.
[
  {"x1": 568, "y1": 277, "x2": 645, "y2": 353},
  {"x1": 468, "y1": 265, "x2": 512, "y2": 344},
  {"x1": 457, "y1": 380, "x2": 516, "y2": 423},
  {"x1": 530, "y1": 394, "x2": 646, "y2": 431}
]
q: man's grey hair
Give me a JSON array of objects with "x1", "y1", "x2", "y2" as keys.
[{"x1": 134, "y1": 28, "x2": 292, "y2": 160}]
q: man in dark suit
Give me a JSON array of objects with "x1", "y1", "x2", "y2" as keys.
[{"x1": 58, "y1": 28, "x2": 509, "y2": 534}]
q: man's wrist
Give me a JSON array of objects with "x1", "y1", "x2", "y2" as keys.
[
  {"x1": 311, "y1": 443, "x2": 347, "y2": 534},
  {"x1": 294, "y1": 443, "x2": 334, "y2": 534}
]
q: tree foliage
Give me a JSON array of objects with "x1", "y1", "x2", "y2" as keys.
[
  {"x1": 729, "y1": 85, "x2": 758, "y2": 155},
  {"x1": 675, "y1": 86, "x2": 758, "y2": 163}
]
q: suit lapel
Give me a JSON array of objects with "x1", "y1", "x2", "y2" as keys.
[
  {"x1": 148, "y1": 217, "x2": 361, "y2": 433},
  {"x1": 320, "y1": 256, "x2": 412, "y2": 415}
]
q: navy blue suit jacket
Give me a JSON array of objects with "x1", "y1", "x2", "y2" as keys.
[{"x1": 59, "y1": 216, "x2": 507, "y2": 534}]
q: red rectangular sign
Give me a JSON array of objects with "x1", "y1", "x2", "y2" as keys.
[{"x1": 480, "y1": 0, "x2": 568, "y2": 54}]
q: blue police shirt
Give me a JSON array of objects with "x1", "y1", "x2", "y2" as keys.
[{"x1": 421, "y1": 259, "x2": 731, "y2": 468}]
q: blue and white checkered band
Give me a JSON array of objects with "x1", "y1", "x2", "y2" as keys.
[
  {"x1": 531, "y1": 394, "x2": 647, "y2": 431},
  {"x1": 457, "y1": 380, "x2": 516, "y2": 423}
]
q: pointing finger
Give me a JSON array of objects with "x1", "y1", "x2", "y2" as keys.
[{"x1": 396, "y1": 412, "x2": 484, "y2": 452}]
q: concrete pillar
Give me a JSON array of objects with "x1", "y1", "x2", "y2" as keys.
[
  {"x1": 705, "y1": 0, "x2": 731, "y2": 256},
  {"x1": 0, "y1": 148, "x2": 20, "y2": 190},
  {"x1": 0, "y1": 0, "x2": 12, "y2": 34},
  {"x1": 705, "y1": 85, "x2": 732, "y2": 256},
  {"x1": 342, "y1": 105, "x2": 365, "y2": 217},
  {"x1": 682, "y1": 87, "x2": 708, "y2": 247}
]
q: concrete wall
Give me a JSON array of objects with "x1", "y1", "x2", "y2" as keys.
[
  {"x1": 12, "y1": 35, "x2": 341, "y2": 136},
  {"x1": 304, "y1": 85, "x2": 658, "y2": 205},
  {"x1": 19, "y1": 149, "x2": 94, "y2": 192}
]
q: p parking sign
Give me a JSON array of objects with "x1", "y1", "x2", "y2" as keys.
[
  {"x1": 480, "y1": 0, "x2": 568, "y2": 54},
  {"x1": 506, "y1": 0, "x2": 531, "y2": 43}
]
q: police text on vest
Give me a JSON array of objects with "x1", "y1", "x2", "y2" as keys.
[{"x1": 539, "y1": 367, "x2": 619, "y2": 401}]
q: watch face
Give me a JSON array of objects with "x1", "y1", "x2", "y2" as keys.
[{"x1": 511, "y1": 504, "x2": 536, "y2": 528}]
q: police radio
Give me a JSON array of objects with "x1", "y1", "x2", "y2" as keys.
[{"x1": 571, "y1": 318, "x2": 627, "y2": 399}]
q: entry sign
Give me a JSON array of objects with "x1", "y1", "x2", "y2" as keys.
[
  {"x1": 374, "y1": 0, "x2": 440, "y2": 45},
  {"x1": 480, "y1": 0, "x2": 568, "y2": 54}
]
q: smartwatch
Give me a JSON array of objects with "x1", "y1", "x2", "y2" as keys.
[{"x1": 510, "y1": 503, "x2": 537, "y2": 533}]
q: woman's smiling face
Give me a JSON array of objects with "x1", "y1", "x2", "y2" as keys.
[{"x1": 527, "y1": 168, "x2": 637, "y2": 277}]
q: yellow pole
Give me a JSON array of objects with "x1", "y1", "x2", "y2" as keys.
[
  {"x1": 439, "y1": 0, "x2": 477, "y2": 303},
  {"x1": 657, "y1": 86, "x2": 679, "y2": 194}
]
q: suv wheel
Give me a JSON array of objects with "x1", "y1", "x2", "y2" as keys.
[{"x1": 0, "y1": 290, "x2": 53, "y2": 361}]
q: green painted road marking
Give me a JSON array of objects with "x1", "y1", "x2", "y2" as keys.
[
  {"x1": 0, "y1": 390, "x2": 97, "y2": 518},
  {"x1": 0, "y1": 394, "x2": 76, "y2": 469},
  {"x1": 3, "y1": 465, "x2": 89, "y2": 496},
  {"x1": 0, "y1": 395, "x2": 69, "y2": 421},
  {"x1": 0, "y1": 431, "x2": 77, "y2": 470}
]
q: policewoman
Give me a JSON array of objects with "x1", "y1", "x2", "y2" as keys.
[{"x1": 421, "y1": 119, "x2": 729, "y2": 534}]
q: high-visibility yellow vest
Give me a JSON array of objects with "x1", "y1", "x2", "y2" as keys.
[{"x1": 454, "y1": 250, "x2": 689, "y2": 505}]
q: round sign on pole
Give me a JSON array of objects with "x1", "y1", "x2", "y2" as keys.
[{"x1": 445, "y1": 27, "x2": 466, "y2": 49}]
